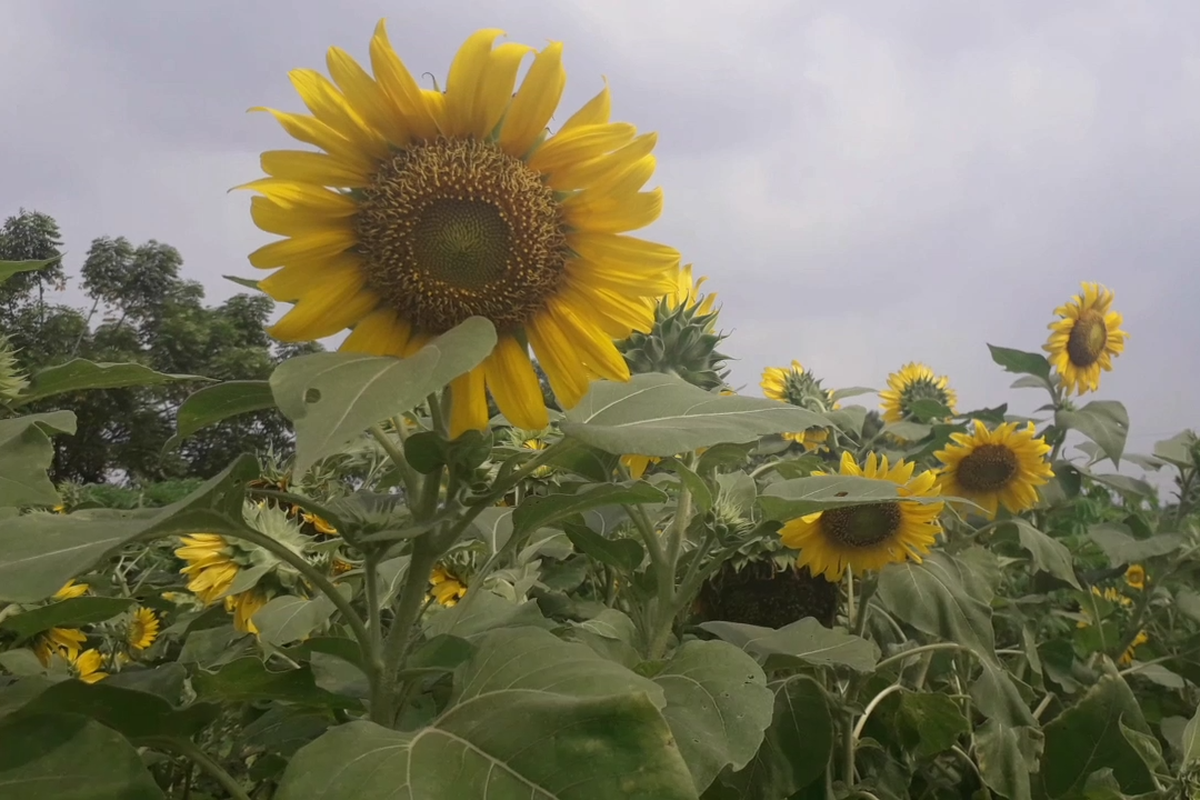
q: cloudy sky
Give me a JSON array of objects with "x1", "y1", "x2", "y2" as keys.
[{"x1": 3, "y1": 1, "x2": 1198, "y2": 481}]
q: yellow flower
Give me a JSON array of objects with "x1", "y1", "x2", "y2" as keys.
[
  {"x1": 664, "y1": 264, "x2": 717, "y2": 321},
  {"x1": 52, "y1": 579, "x2": 89, "y2": 600},
  {"x1": 1091, "y1": 585, "x2": 1133, "y2": 608},
  {"x1": 244, "y1": 24, "x2": 681, "y2": 439},
  {"x1": 1120, "y1": 630, "x2": 1149, "y2": 666},
  {"x1": 429, "y1": 566, "x2": 467, "y2": 607},
  {"x1": 761, "y1": 360, "x2": 837, "y2": 449},
  {"x1": 302, "y1": 511, "x2": 338, "y2": 535},
  {"x1": 933, "y1": 420, "x2": 1054, "y2": 519},
  {"x1": 621, "y1": 453, "x2": 660, "y2": 480},
  {"x1": 1124, "y1": 564, "x2": 1146, "y2": 591},
  {"x1": 127, "y1": 607, "x2": 160, "y2": 651},
  {"x1": 70, "y1": 649, "x2": 108, "y2": 684},
  {"x1": 175, "y1": 534, "x2": 240, "y2": 605},
  {"x1": 1044, "y1": 282, "x2": 1128, "y2": 395},
  {"x1": 879, "y1": 362, "x2": 957, "y2": 424},
  {"x1": 779, "y1": 451, "x2": 945, "y2": 582},
  {"x1": 226, "y1": 589, "x2": 271, "y2": 635},
  {"x1": 521, "y1": 438, "x2": 555, "y2": 478},
  {"x1": 33, "y1": 627, "x2": 87, "y2": 667}
]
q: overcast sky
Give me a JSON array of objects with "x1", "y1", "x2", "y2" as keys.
[{"x1": 3, "y1": 1, "x2": 1198, "y2": 482}]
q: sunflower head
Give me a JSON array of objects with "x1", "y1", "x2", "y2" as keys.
[
  {"x1": 879, "y1": 362, "x2": 957, "y2": 424},
  {"x1": 69, "y1": 649, "x2": 109, "y2": 684},
  {"x1": 779, "y1": 451, "x2": 945, "y2": 582},
  {"x1": 933, "y1": 419, "x2": 1054, "y2": 519},
  {"x1": 696, "y1": 559, "x2": 840, "y2": 629},
  {"x1": 246, "y1": 24, "x2": 681, "y2": 439},
  {"x1": 1124, "y1": 564, "x2": 1146, "y2": 591},
  {"x1": 761, "y1": 361, "x2": 837, "y2": 450},
  {"x1": 34, "y1": 627, "x2": 87, "y2": 667},
  {"x1": 126, "y1": 607, "x2": 161, "y2": 651},
  {"x1": 226, "y1": 589, "x2": 271, "y2": 635},
  {"x1": 1044, "y1": 282, "x2": 1128, "y2": 395},
  {"x1": 52, "y1": 579, "x2": 89, "y2": 601},
  {"x1": 175, "y1": 533, "x2": 256, "y2": 605},
  {"x1": 429, "y1": 565, "x2": 468, "y2": 607}
]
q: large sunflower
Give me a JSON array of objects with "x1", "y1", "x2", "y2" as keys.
[
  {"x1": 933, "y1": 420, "x2": 1054, "y2": 518},
  {"x1": 761, "y1": 360, "x2": 836, "y2": 451},
  {"x1": 1044, "y1": 282, "x2": 1128, "y2": 395},
  {"x1": 879, "y1": 362, "x2": 957, "y2": 423},
  {"x1": 245, "y1": 23, "x2": 680, "y2": 438},
  {"x1": 779, "y1": 451, "x2": 945, "y2": 582}
]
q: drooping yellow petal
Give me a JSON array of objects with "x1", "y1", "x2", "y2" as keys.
[
  {"x1": 499, "y1": 41, "x2": 565, "y2": 157},
  {"x1": 248, "y1": 230, "x2": 357, "y2": 269},
  {"x1": 258, "y1": 254, "x2": 365, "y2": 302},
  {"x1": 565, "y1": 258, "x2": 678, "y2": 297},
  {"x1": 370, "y1": 20, "x2": 442, "y2": 142},
  {"x1": 249, "y1": 196, "x2": 357, "y2": 237},
  {"x1": 269, "y1": 285, "x2": 378, "y2": 341},
  {"x1": 249, "y1": 107, "x2": 374, "y2": 173},
  {"x1": 340, "y1": 308, "x2": 412, "y2": 357},
  {"x1": 235, "y1": 179, "x2": 358, "y2": 215},
  {"x1": 475, "y1": 42, "x2": 534, "y2": 139},
  {"x1": 484, "y1": 335, "x2": 549, "y2": 431},
  {"x1": 560, "y1": 83, "x2": 611, "y2": 132},
  {"x1": 445, "y1": 29, "x2": 505, "y2": 138},
  {"x1": 527, "y1": 313, "x2": 592, "y2": 408},
  {"x1": 545, "y1": 303, "x2": 629, "y2": 382},
  {"x1": 326, "y1": 45, "x2": 410, "y2": 144},
  {"x1": 260, "y1": 150, "x2": 370, "y2": 187},
  {"x1": 528, "y1": 123, "x2": 637, "y2": 175},
  {"x1": 448, "y1": 367, "x2": 489, "y2": 438},
  {"x1": 559, "y1": 282, "x2": 655, "y2": 338},
  {"x1": 567, "y1": 231, "x2": 681, "y2": 271},
  {"x1": 581, "y1": 155, "x2": 657, "y2": 200},
  {"x1": 564, "y1": 188, "x2": 663, "y2": 233},
  {"x1": 288, "y1": 68, "x2": 390, "y2": 159},
  {"x1": 547, "y1": 132, "x2": 657, "y2": 191}
]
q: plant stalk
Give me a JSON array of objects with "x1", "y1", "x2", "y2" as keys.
[{"x1": 161, "y1": 738, "x2": 251, "y2": 800}]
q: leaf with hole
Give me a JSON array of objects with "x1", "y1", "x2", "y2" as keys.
[{"x1": 166, "y1": 380, "x2": 276, "y2": 450}]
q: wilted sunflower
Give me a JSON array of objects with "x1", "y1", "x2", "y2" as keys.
[
  {"x1": 52, "y1": 579, "x2": 89, "y2": 600},
  {"x1": 879, "y1": 362, "x2": 957, "y2": 423},
  {"x1": 245, "y1": 23, "x2": 680, "y2": 438},
  {"x1": 33, "y1": 627, "x2": 86, "y2": 667},
  {"x1": 175, "y1": 534, "x2": 241, "y2": 605},
  {"x1": 933, "y1": 420, "x2": 1053, "y2": 519},
  {"x1": 779, "y1": 451, "x2": 945, "y2": 582},
  {"x1": 761, "y1": 360, "x2": 837, "y2": 450},
  {"x1": 1125, "y1": 564, "x2": 1146, "y2": 591},
  {"x1": 1044, "y1": 282, "x2": 1128, "y2": 395},
  {"x1": 68, "y1": 649, "x2": 108, "y2": 684},
  {"x1": 429, "y1": 566, "x2": 467, "y2": 607},
  {"x1": 226, "y1": 590, "x2": 271, "y2": 635},
  {"x1": 126, "y1": 607, "x2": 161, "y2": 651}
]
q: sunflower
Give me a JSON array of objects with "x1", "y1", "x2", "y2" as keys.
[
  {"x1": 301, "y1": 511, "x2": 339, "y2": 535},
  {"x1": 779, "y1": 451, "x2": 945, "y2": 582},
  {"x1": 665, "y1": 264, "x2": 717, "y2": 321},
  {"x1": 879, "y1": 362, "x2": 957, "y2": 424},
  {"x1": 429, "y1": 566, "x2": 467, "y2": 607},
  {"x1": 621, "y1": 453, "x2": 660, "y2": 480},
  {"x1": 33, "y1": 627, "x2": 87, "y2": 667},
  {"x1": 175, "y1": 534, "x2": 240, "y2": 605},
  {"x1": 933, "y1": 420, "x2": 1054, "y2": 519},
  {"x1": 69, "y1": 649, "x2": 108, "y2": 684},
  {"x1": 126, "y1": 607, "x2": 161, "y2": 651},
  {"x1": 1120, "y1": 630, "x2": 1149, "y2": 666},
  {"x1": 1125, "y1": 564, "x2": 1146, "y2": 591},
  {"x1": 1091, "y1": 585, "x2": 1133, "y2": 608},
  {"x1": 52, "y1": 579, "x2": 89, "y2": 600},
  {"x1": 244, "y1": 24, "x2": 680, "y2": 439},
  {"x1": 226, "y1": 589, "x2": 271, "y2": 635},
  {"x1": 520, "y1": 437, "x2": 555, "y2": 478},
  {"x1": 761, "y1": 360, "x2": 837, "y2": 450},
  {"x1": 1044, "y1": 282, "x2": 1128, "y2": 395}
]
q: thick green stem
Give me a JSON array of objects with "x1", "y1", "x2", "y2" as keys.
[
  {"x1": 370, "y1": 423, "x2": 419, "y2": 500},
  {"x1": 364, "y1": 554, "x2": 383, "y2": 654},
  {"x1": 161, "y1": 738, "x2": 251, "y2": 800},
  {"x1": 377, "y1": 536, "x2": 444, "y2": 724},
  {"x1": 853, "y1": 576, "x2": 877, "y2": 637}
]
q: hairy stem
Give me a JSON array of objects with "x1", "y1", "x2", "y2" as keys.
[
  {"x1": 369, "y1": 423, "x2": 420, "y2": 500},
  {"x1": 377, "y1": 535, "x2": 444, "y2": 725}
]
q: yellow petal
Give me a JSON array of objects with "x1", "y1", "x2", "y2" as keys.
[
  {"x1": 260, "y1": 150, "x2": 370, "y2": 188},
  {"x1": 529, "y1": 123, "x2": 638, "y2": 175},
  {"x1": 445, "y1": 29, "x2": 505, "y2": 138},
  {"x1": 579, "y1": 154, "x2": 657, "y2": 200},
  {"x1": 560, "y1": 83, "x2": 611, "y2": 131},
  {"x1": 268, "y1": 284, "x2": 378, "y2": 341},
  {"x1": 248, "y1": 230, "x2": 357, "y2": 269},
  {"x1": 565, "y1": 258, "x2": 678, "y2": 297},
  {"x1": 250, "y1": 196, "x2": 356, "y2": 237},
  {"x1": 288, "y1": 68, "x2": 389, "y2": 158},
  {"x1": 326, "y1": 46, "x2": 410, "y2": 145},
  {"x1": 546, "y1": 302, "x2": 629, "y2": 382},
  {"x1": 499, "y1": 41, "x2": 565, "y2": 158},
  {"x1": 370, "y1": 20, "x2": 441, "y2": 142},
  {"x1": 235, "y1": 179, "x2": 358, "y2": 215},
  {"x1": 448, "y1": 367, "x2": 489, "y2": 438},
  {"x1": 564, "y1": 188, "x2": 663, "y2": 233},
  {"x1": 475, "y1": 42, "x2": 534, "y2": 139},
  {"x1": 546, "y1": 132, "x2": 657, "y2": 191},
  {"x1": 559, "y1": 282, "x2": 655, "y2": 338},
  {"x1": 484, "y1": 335, "x2": 548, "y2": 431},
  {"x1": 258, "y1": 254, "x2": 365, "y2": 302},
  {"x1": 339, "y1": 307, "x2": 412, "y2": 357},
  {"x1": 567, "y1": 231, "x2": 681, "y2": 271},
  {"x1": 526, "y1": 313, "x2": 591, "y2": 408},
  {"x1": 249, "y1": 107, "x2": 373, "y2": 172}
]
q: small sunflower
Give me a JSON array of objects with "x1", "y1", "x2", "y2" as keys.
[
  {"x1": 175, "y1": 534, "x2": 240, "y2": 605},
  {"x1": 126, "y1": 607, "x2": 161, "y2": 651},
  {"x1": 1120, "y1": 630, "x2": 1149, "y2": 666},
  {"x1": 879, "y1": 362, "x2": 957, "y2": 424},
  {"x1": 429, "y1": 566, "x2": 467, "y2": 607},
  {"x1": 761, "y1": 360, "x2": 837, "y2": 450},
  {"x1": 520, "y1": 437, "x2": 555, "y2": 478},
  {"x1": 779, "y1": 451, "x2": 945, "y2": 582},
  {"x1": 245, "y1": 24, "x2": 680, "y2": 439},
  {"x1": 52, "y1": 579, "x2": 89, "y2": 600},
  {"x1": 1044, "y1": 282, "x2": 1128, "y2": 395},
  {"x1": 69, "y1": 649, "x2": 108, "y2": 684},
  {"x1": 33, "y1": 627, "x2": 87, "y2": 667},
  {"x1": 301, "y1": 511, "x2": 338, "y2": 536},
  {"x1": 226, "y1": 589, "x2": 271, "y2": 635},
  {"x1": 933, "y1": 420, "x2": 1054, "y2": 519},
  {"x1": 1124, "y1": 564, "x2": 1146, "y2": 591}
]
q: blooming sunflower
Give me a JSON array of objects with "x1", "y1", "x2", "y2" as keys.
[
  {"x1": 933, "y1": 420, "x2": 1054, "y2": 519},
  {"x1": 1120, "y1": 630, "x2": 1149, "y2": 666},
  {"x1": 879, "y1": 362, "x2": 957, "y2": 424},
  {"x1": 761, "y1": 360, "x2": 837, "y2": 450},
  {"x1": 1125, "y1": 564, "x2": 1146, "y2": 591},
  {"x1": 175, "y1": 534, "x2": 240, "y2": 605},
  {"x1": 126, "y1": 607, "x2": 161, "y2": 651},
  {"x1": 52, "y1": 579, "x2": 89, "y2": 600},
  {"x1": 245, "y1": 23, "x2": 680, "y2": 439},
  {"x1": 70, "y1": 649, "x2": 108, "y2": 684},
  {"x1": 779, "y1": 451, "x2": 945, "y2": 582},
  {"x1": 429, "y1": 566, "x2": 467, "y2": 607},
  {"x1": 1044, "y1": 282, "x2": 1128, "y2": 395},
  {"x1": 226, "y1": 589, "x2": 271, "y2": 635},
  {"x1": 33, "y1": 627, "x2": 87, "y2": 667}
]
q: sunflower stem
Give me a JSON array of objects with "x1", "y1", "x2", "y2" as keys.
[
  {"x1": 364, "y1": 552, "x2": 383, "y2": 655},
  {"x1": 378, "y1": 533, "x2": 445, "y2": 725},
  {"x1": 159, "y1": 737, "x2": 251, "y2": 800},
  {"x1": 853, "y1": 576, "x2": 877, "y2": 637},
  {"x1": 844, "y1": 568, "x2": 855, "y2": 630},
  {"x1": 370, "y1": 423, "x2": 420, "y2": 501}
]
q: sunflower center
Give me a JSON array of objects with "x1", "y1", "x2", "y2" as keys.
[
  {"x1": 956, "y1": 444, "x2": 1018, "y2": 492},
  {"x1": 821, "y1": 502, "x2": 903, "y2": 548},
  {"x1": 355, "y1": 138, "x2": 568, "y2": 334},
  {"x1": 900, "y1": 379, "x2": 951, "y2": 417},
  {"x1": 1066, "y1": 310, "x2": 1108, "y2": 367}
]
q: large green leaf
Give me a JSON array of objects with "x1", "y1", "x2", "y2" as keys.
[
  {"x1": 513, "y1": 481, "x2": 667, "y2": 536},
  {"x1": 1040, "y1": 671, "x2": 1155, "y2": 798},
  {"x1": 0, "y1": 598, "x2": 134, "y2": 639},
  {"x1": 699, "y1": 618, "x2": 879, "y2": 673},
  {"x1": 1153, "y1": 430, "x2": 1197, "y2": 469},
  {"x1": 652, "y1": 640, "x2": 773, "y2": 793},
  {"x1": 192, "y1": 657, "x2": 356, "y2": 708},
  {"x1": 1057, "y1": 401, "x2": 1129, "y2": 467},
  {"x1": 167, "y1": 380, "x2": 276, "y2": 448},
  {"x1": 971, "y1": 660, "x2": 1037, "y2": 728},
  {"x1": 0, "y1": 257, "x2": 58, "y2": 285},
  {"x1": 876, "y1": 552, "x2": 996, "y2": 662},
  {"x1": 564, "y1": 523, "x2": 645, "y2": 573},
  {"x1": 1006, "y1": 519, "x2": 1081, "y2": 589},
  {"x1": 975, "y1": 721, "x2": 1042, "y2": 800},
  {"x1": 718, "y1": 676, "x2": 832, "y2": 799},
  {"x1": 271, "y1": 317, "x2": 496, "y2": 475},
  {"x1": 19, "y1": 680, "x2": 218, "y2": 741},
  {"x1": 758, "y1": 475, "x2": 947, "y2": 520},
  {"x1": 988, "y1": 345, "x2": 1051, "y2": 380},
  {"x1": 15, "y1": 360, "x2": 204, "y2": 406},
  {"x1": 1087, "y1": 523, "x2": 1183, "y2": 564},
  {"x1": 251, "y1": 595, "x2": 337, "y2": 647},
  {"x1": 424, "y1": 590, "x2": 552, "y2": 640},
  {"x1": 0, "y1": 712, "x2": 165, "y2": 799},
  {"x1": 276, "y1": 693, "x2": 697, "y2": 800},
  {"x1": 0, "y1": 411, "x2": 76, "y2": 507},
  {"x1": 561, "y1": 373, "x2": 827, "y2": 457},
  {"x1": 887, "y1": 691, "x2": 970, "y2": 758},
  {"x1": 1180, "y1": 702, "x2": 1200, "y2": 768}
]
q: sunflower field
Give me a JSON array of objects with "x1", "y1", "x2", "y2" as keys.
[{"x1": 3, "y1": 22, "x2": 1200, "y2": 800}]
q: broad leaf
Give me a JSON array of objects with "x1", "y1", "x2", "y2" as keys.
[
  {"x1": 988, "y1": 345, "x2": 1051, "y2": 380},
  {"x1": 1153, "y1": 430, "x2": 1197, "y2": 468},
  {"x1": 424, "y1": 590, "x2": 552, "y2": 640},
  {"x1": 565, "y1": 524, "x2": 645, "y2": 573},
  {"x1": 0, "y1": 411, "x2": 76, "y2": 507},
  {"x1": 561, "y1": 373, "x2": 827, "y2": 457},
  {"x1": 971, "y1": 660, "x2": 1037, "y2": 727},
  {"x1": 888, "y1": 691, "x2": 970, "y2": 758},
  {"x1": 271, "y1": 317, "x2": 497, "y2": 474},
  {"x1": 758, "y1": 474, "x2": 946, "y2": 521},
  {"x1": 251, "y1": 595, "x2": 337, "y2": 647},
  {"x1": 467, "y1": 507, "x2": 515, "y2": 554},
  {"x1": 20, "y1": 680, "x2": 218, "y2": 741},
  {"x1": 1006, "y1": 519, "x2": 1081, "y2": 589},
  {"x1": 1087, "y1": 523, "x2": 1183, "y2": 565},
  {"x1": 514, "y1": 481, "x2": 667, "y2": 536},
  {"x1": 975, "y1": 721, "x2": 1042, "y2": 800},
  {"x1": 167, "y1": 380, "x2": 276, "y2": 447},
  {"x1": 1, "y1": 598, "x2": 134, "y2": 639},
  {"x1": 1180, "y1": 702, "x2": 1200, "y2": 768},
  {"x1": 831, "y1": 386, "x2": 876, "y2": 402},
  {"x1": 1057, "y1": 401, "x2": 1129, "y2": 467},
  {"x1": 0, "y1": 257, "x2": 58, "y2": 285},
  {"x1": 653, "y1": 640, "x2": 773, "y2": 793},
  {"x1": 192, "y1": 657, "x2": 356, "y2": 708},
  {"x1": 877, "y1": 553, "x2": 996, "y2": 662},
  {"x1": 16, "y1": 360, "x2": 203, "y2": 406},
  {"x1": 0, "y1": 712, "x2": 165, "y2": 799},
  {"x1": 700, "y1": 618, "x2": 879, "y2": 673}
]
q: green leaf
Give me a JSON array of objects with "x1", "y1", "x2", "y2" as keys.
[
  {"x1": 0, "y1": 712, "x2": 165, "y2": 799},
  {"x1": 514, "y1": 481, "x2": 667, "y2": 536},
  {"x1": 251, "y1": 595, "x2": 337, "y2": 647},
  {"x1": 1006, "y1": 519, "x2": 1081, "y2": 589},
  {"x1": 276, "y1": 694, "x2": 697, "y2": 800},
  {"x1": 908, "y1": 399, "x2": 954, "y2": 423},
  {"x1": 1082, "y1": 470, "x2": 1156, "y2": 499},
  {"x1": 890, "y1": 691, "x2": 970, "y2": 758},
  {"x1": 971, "y1": 660, "x2": 1037, "y2": 728},
  {"x1": 0, "y1": 257, "x2": 58, "y2": 285},
  {"x1": 718, "y1": 676, "x2": 832, "y2": 799},
  {"x1": 167, "y1": 380, "x2": 276, "y2": 448},
  {"x1": 831, "y1": 386, "x2": 876, "y2": 402},
  {"x1": 468, "y1": 507, "x2": 515, "y2": 554},
  {"x1": 0, "y1": 455, "x2": 256, "y2": 603},
  {"x1": 19, "y1": 680, "x2": 218, "y2": 741},
  {"x1": 1153, "y1": 430, "x2": 1197, "y2": 468},
  {"x1": 1119, "y1": 718, "x2": 1166, "y2": 775},
  {"x1": 561, "y1": 372, "x2": 827, "y2": 457},
  {"x1": 882, "y1": 420, "x2": 932, "y2": 441},
  {"x1": 565, "y1": 523, "x2": 645, "y2": 573},
  {"x1": 0, "y1": 411, "x2": 76, "y2": 507},
  {"x1": 1057, "y1": 401, "x2": 1129, "y2": 467},
  {"x1": 1177, "y1": 588, "x2": 1200, "y2": 624},
  {"x1": 192, "y1": 657, "x2": 357, "y2": 708},
  {"x1": 825, "y1": 406, "x2": 867, "y2": 437},
  {"x1": 652, "y1": 640, "x2": 773, "y2": 793},
  {"x1": 988, "y1": 345, "x2": 1051, "y2": 380},
  {"x1": 758, "y1": 474, "x2": 945, "y2": 521},
  {"x1": 661, "y1": 459, "x2": 715, "y2": 512},
  {"x1": 975, "y1": 721, "x2": 1042, "y2": 800},
  {"x1": 1180, "y1": 702, "x2": 1200, "y2": 768},
  {"x1": 1040, "y1": 671, "x2": 1155, "y2": 798},
  {"x1": 15, "y1": 360, "x2": 204, "y2": 406},
  {"x1": 271, "y1": 317, "x2": 497, "y2": 475},
  {"x1": 877, "y1": 552, "x2": 996, "y2": 662},
  {"x1": 700, "y1": 618, "x2": 880, "y2": 673},
  {"x1": 1, "y1": 598, "x2": 134, "y2": 639},
  {"x1": 424, "y1": 590, "x2": 552, "y2": 640},
  {"x1": 1087, "y1": 523, "x2": 1183, "y2": 565}
]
